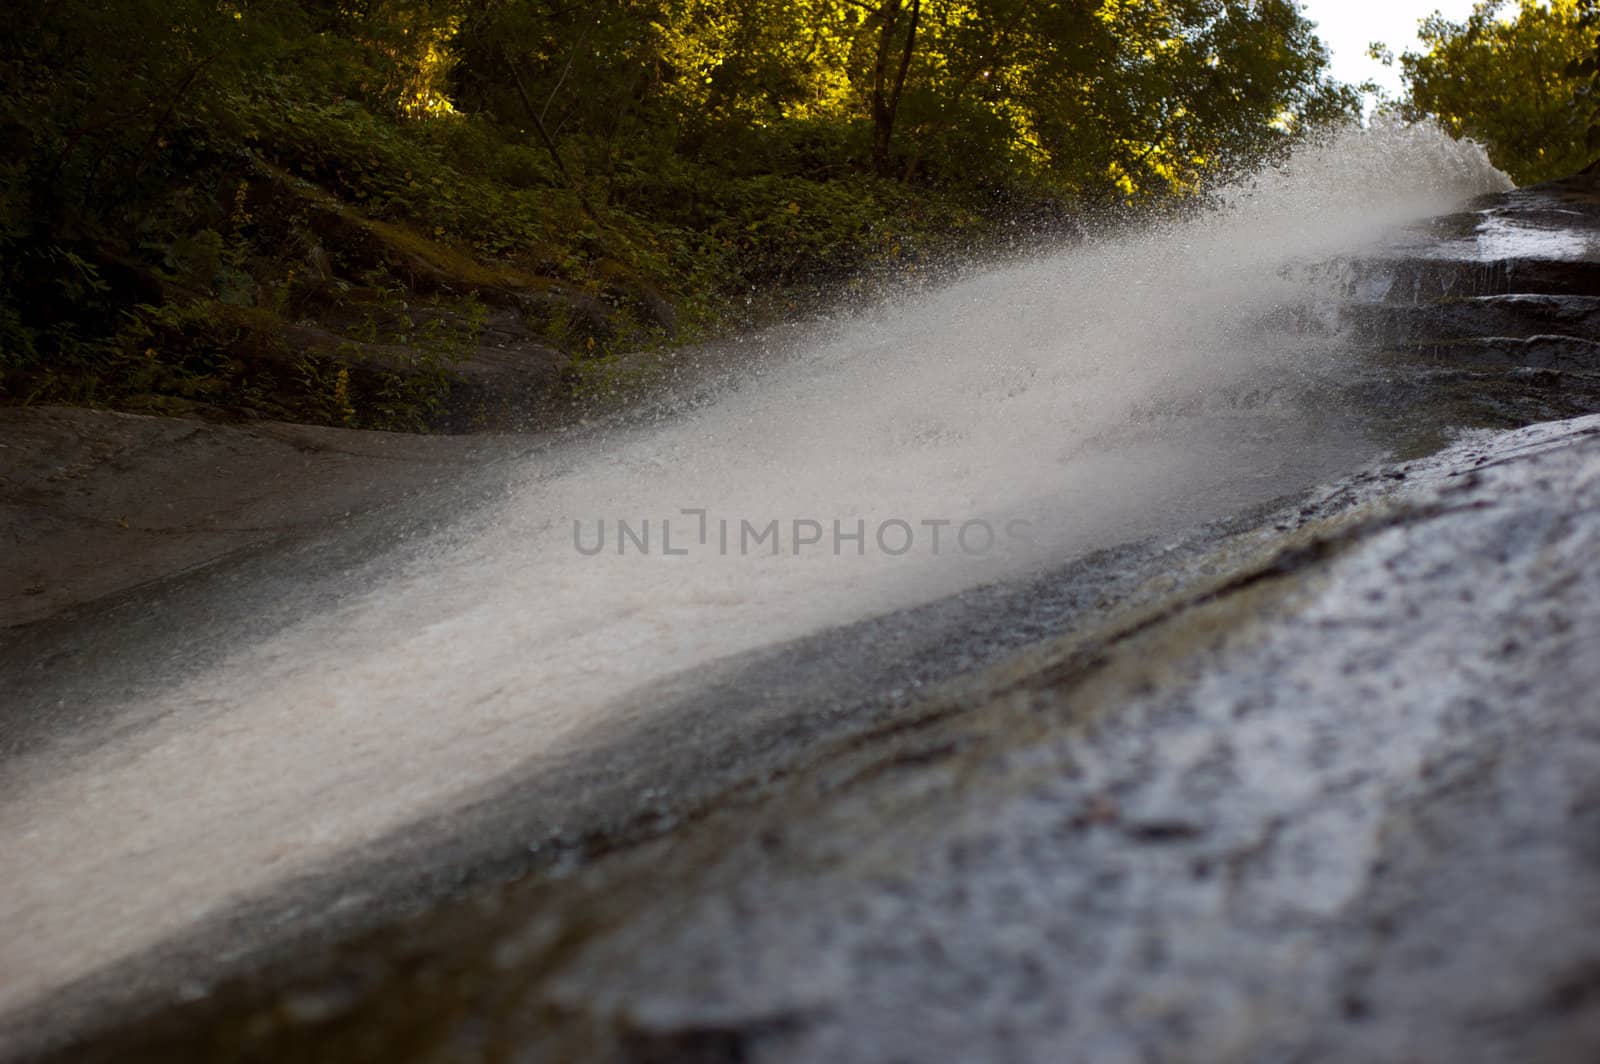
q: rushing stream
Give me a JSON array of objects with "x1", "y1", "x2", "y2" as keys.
[{"x1": 0, "y1": 125, "x2": 1509, "y2": 1018}]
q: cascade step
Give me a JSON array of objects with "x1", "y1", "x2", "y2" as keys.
[{"x1": 1341, "y1": 294, "x2": 1600, "y2": 344}]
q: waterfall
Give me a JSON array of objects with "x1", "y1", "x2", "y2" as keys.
[{"x1": 0, "y1": 124, "x2": 1508, "y2": 1012}]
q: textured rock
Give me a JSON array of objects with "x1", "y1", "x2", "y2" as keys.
[
  {"x1": 42, "y1": 416, "x2": 1600, "y2": 1064},
  {"x1": 0, "y1": 405, "x2": 502, "y2": 628},
  {"x1": 505, "y1": 415, "x2": 1600, "y2": 1064}
]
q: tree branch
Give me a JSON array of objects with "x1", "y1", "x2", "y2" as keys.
[{"x1": 501, "y1": 43, "x2": 607, "y2": 228}]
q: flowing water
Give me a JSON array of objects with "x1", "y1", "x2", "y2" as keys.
[{"x1": 0, "y1": 125, "x2": 1509, "y2": 1017}]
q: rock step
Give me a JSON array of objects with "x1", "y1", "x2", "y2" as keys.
[
  {"x1": 1382, "y1": 333, "x2": 1600, "y2": 370},
  {"x1": 1339, "y1": 293, "x2": 1600, "y2": 344},
  {"x1": 1323, "y1": 255, "x2": 1600, "y2": 304}
]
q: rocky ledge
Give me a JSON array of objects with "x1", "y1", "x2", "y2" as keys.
[
  {"x1": 42, "y1": 413, "x2": 1600, "y2": 1064},
  {"x1": 10, "y1": 177, "x2": 1600, "y2": 1063}
]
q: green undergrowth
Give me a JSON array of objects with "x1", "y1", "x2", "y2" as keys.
[
  {"x1": 2, "y1": 0, "x2": 1347, "y2": 433},
  {"x1": 1, "y1": 85, "x2": 996, "y2": 432}
]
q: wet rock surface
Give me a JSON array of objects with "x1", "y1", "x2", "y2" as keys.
[
  {"x1": 36, "y1": 416, "x2": 1600, "y2": 1064},
  {"x1": 0, "y1": 406, "x2": 509, "y2": 629},
  {"x1": 8, "y1": 176, "x2": 1600, "y2": 1061}
]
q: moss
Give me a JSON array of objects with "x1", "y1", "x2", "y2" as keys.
[{"x1": 353, "y1": 214, "x2": 545, "y2": 294}]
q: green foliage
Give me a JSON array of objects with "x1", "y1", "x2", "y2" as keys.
[
  {"x1": 367, "y1": 291, "x2": 488, "y2": 432},
  {"x1": 1395, "y1": 0, "x2": 1598, "y2": 185},
  {"x1": 2, "y1": 0, "x2": 1349, "y2": 429},
  {"x1": 1563, "y1": 1, "x2": 1600, "y2": 152}
]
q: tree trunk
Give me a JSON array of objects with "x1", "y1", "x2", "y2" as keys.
[
  {"x1": 901, "y1": 5, "x2": 1027, "y2": 183},
  {"x1": 870, "y1": 0, "x2": 921, "y2": 177}
]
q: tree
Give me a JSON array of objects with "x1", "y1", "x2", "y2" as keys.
[
  {"x1": 2, "y1": 0, "x2": 1353, "y2": 417},
  {"x1": 1396, "y1": 0, "x2": 1595, "y2": 184},
  {"x1": 882, "y1": 0, "x2": 1345, "y2": 200},
  {"x1": 1559, "y1": 0, "x2": 1600, "y2": 154},
  {"x1": 869, "y1": 0, "x2": 922, "y2": 175},
  {"x1": 486, "y1": 0, "x2": 1343, "y2": 198}
]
